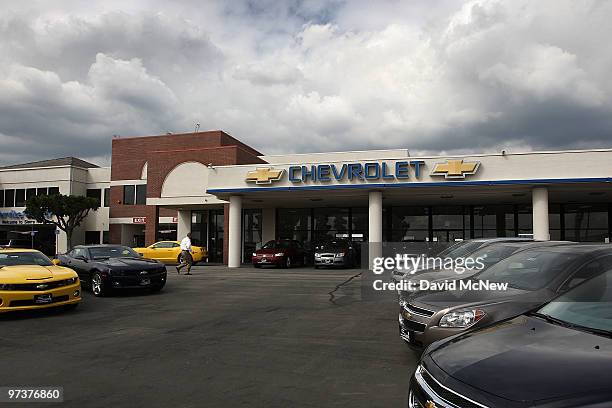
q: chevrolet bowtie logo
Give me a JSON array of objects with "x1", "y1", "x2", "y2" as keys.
[
  {"x1": 425, "y1": 401, "x2": 437, "y2": 408},
  {"x1": 431, "y1": 159, "x2": 480, "y2": 179},
  {"x1": 245, "y1": 167, "x2": 285, "y2": 184}
]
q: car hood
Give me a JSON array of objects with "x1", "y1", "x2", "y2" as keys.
[
  {"x1": 0, "y1": 265, "x2": 77, "y2": 283},
  {"x1": 430, "y1": 315, "x2": 612, "y2": 402},
  {"x1": 413, "y1": 284, "x2": 531, "y2": 309},
  {"x1": 256, "y1": 249, "x2": 283, "y2": 255},
  {"x1": 95, "y1": 257, "x2": 161, "y2": 268}
]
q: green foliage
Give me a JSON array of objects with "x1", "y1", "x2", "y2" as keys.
[{"x1": 24, "y1": 194, "x2": 100, "y2": 247}]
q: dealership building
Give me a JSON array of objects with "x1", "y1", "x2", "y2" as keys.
[{"x1": 1, "y1": 131, "x2": 611, "y2": 266}]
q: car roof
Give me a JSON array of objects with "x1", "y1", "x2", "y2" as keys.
[
  {"x1": 470, "y1": 237, "x2": 533, "y2": 244},
  {"x1": 516, "y1": 243, "x2": 612, "y2": 256},
  {"x1": 0, "y1": 248, "x2": 40, "y2": 253},
  {"x1": 72, "y1": 244, "x2": 127, "y2": 249}
]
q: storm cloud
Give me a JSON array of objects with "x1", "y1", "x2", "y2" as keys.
[{"x1": 1, "y1": 0, "x2": 611, "y2": 165}]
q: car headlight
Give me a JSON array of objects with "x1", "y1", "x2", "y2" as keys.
[
  {"x1": 274, "y1": 252, "x2": 285, "y2": 257},
  {"x1": 439, "y1": 309, "x2": 485, "y2": 328},
  {"x1": 252, "y1": 252, "x2": 257, "y2": 257},
  {"x1": 335, "y1": 252, "x2": 345, "y2": 257},
  {"x1": 314, "y1": 253, "x2": 320, "y2": 257},
  {"x1": 67, "y1": 277, "x2": 78, "y2": 284}
]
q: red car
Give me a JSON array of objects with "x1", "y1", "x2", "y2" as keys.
[{"x1": 252, "y1": 239, "x2": 307, "y2": 268}]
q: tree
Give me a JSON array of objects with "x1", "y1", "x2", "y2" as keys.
[{"x1": 25, "y1": 194, "x2": 100, "y2": 249}]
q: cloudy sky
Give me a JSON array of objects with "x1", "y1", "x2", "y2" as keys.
[{"x1": 1, "y1": 0, "x2": 611, "y2": 166}]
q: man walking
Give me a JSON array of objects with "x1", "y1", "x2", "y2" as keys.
[{"x1": 176, "y1": 232, "x2": 194, "y2": 275}]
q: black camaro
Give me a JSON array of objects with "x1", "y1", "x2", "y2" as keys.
[
  {"x1": 58, "y1": 245, "x2": 167, "y2": 296},
  {"x1": 410, "y1": 268, "x2": 612, "y2": 408}
]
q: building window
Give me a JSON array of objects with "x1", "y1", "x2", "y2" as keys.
[
  {"x1": 0, "y1": 191, "x2": 4, "y2": 207},
  {"x1": 122, "y1": 185, "x2": 146, "y2": 205},
  {"x1": 136, "y1": 184, "x2": 147, "y2": 205},
  {"x1": 26, "y1": 188, "x2": 36, "y2": 202},
  {"x1": 15, "y1": 189, "x2": 25, "y2": 207},
  {"x1": 103, "y1": 188, "x2": 110, "y2": 207},
  {"x1": 4, "y1": 190, "x2": 15, "y2": 207},
  {"x1": 37, "y1": 187, "x2": 48, "y2": 196},
  {"x1": 102, "y1": 231, "x2": 110, "y2": 244},
  {"x1": 48, "y1": 187, "x2": 60, "y2": 195},
  {"x1": 123, "y1": 185, "x2": 135, "y2": 205},
  {"x1": 85, "y1": 231, "x2": 101, "y2": 245},
  {"x1": 86, "y1": 189, "x2": 102, "y2": 206}
]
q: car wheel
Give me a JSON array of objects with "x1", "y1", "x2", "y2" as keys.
[
  {"x1": 91, "y1": 271, "x2": 106, "y2": 297},
  {"x1": 177, "y1": 254, "x2": 184, "y2": 264},
  {"x1": 283, "y1": 257, "x2": 291, "y2": 269}
]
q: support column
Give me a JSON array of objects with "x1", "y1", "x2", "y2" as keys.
[
  {"x1": 228, "y1": 195, "x2": 242, "y2": 268},
  {"x1": 262, "y1": 207, "x2": 276, "y2": 243},
  {"x1": 368, "y1": 191, "x2": 383, "y2": 269},
  {"x1": 176, "y1": 210, "x2": 191, "y2": 240},
  {"x1": 532, "y1": 187, "x2": 550, "y2": 240},
  {"x1": 144, "y1": 205, "x2": 159, "y2": 246}
]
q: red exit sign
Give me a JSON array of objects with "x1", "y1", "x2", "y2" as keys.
[{"x1": 133, "y1": 217, "x2": 146, "y2": 224}]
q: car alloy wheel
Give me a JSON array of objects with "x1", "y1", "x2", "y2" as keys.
[
  {"x1": 91, "y1": 272, "x2": 104, "y2": 297},
  {"x1": 285, "y1": 257, "x2": 291, "y2": 268}
]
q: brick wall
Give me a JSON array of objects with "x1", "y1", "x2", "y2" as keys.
[{"x1": 110, "y1": 130, "x2": 265, "y2": 262}]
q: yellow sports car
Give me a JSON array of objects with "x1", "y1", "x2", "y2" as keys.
[
  {"x1": 133, "y1": 241, "x2": 207, "y2": 264},
  {"x1": 0, "y1": 249, "x2": 81, "y2": 313}
]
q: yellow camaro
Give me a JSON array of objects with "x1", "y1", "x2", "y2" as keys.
[
  {"x1": 0, "y1": 249, "x2": 81, "y2": 313},
  {"x1": 133, "y1": 241, "x2": 207, "y2": 264}
]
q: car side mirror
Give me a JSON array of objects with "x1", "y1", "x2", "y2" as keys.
[
  {"x1": 256, "y1": 243, "x2": 262, "y2": 250},
  {"x1": 52, "y1": 259, "x2": 61, "y2": 266},
  {"x1": 139, "y1": 253, "x2": 144, "y2": 257}
]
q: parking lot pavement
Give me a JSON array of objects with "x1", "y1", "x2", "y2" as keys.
[{"x1": 0, "y1": 265, "x2": 419, "y2": 408}]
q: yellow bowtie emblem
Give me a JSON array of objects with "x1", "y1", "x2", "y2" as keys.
[
  {"x1": 246, "y1": 167, "x2": 285, "y2": 184},
  {"x1": 425, "y1": 401, "x2": 437, "y2": 408},
  {"x1": 431, "y1": 159, "x2": 480, "y2": 179}
]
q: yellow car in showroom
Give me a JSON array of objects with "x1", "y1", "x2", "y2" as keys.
[
  {"x1": 0, "y1": 249, "x2": 81, "y2": 313},
  {"x1": 133, "y1": 241, "x2": 207, "y2": 264}
]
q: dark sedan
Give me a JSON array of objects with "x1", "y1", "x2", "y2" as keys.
[
  {"x1": 399, "y1": 244, "x2": 612, "y2": 349},
  {"x1": 410, "y1": 268, "x2": 612, "y2": 408},
  {"x1": 57, "y1": 245, "x2": 167, "y2": 296}
]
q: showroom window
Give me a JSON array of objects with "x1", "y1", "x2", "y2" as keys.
[
  {"x1": 243, "y1": 209, "x2": 262, "y2": 262},
  {"x1": 48, "y1": 187, "x2": 60, "y2": 195},
  {"x1": 564, "y1": 204, "x2": 608, "y2": 242},
  {"x1": 313, "y1": 207, "x2": 349, "y2": 243},
  {"x1": 390, "y1": 206, "x2": 429, "y2": 242},
  {"x1": 103, "y1": 188, "x2": 110, "y2": 207}
]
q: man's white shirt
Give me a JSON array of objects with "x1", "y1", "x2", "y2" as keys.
[{"x1": 180, "y1": 237, "x2": 192, "y2": 251}]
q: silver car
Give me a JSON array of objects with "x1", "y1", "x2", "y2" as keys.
[{"x1": 399, "y1": 244, "x2": 612, "y2": 350}]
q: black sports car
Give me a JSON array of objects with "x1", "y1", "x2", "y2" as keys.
[
  {"x1": 410, "y1": 268, "x2": 612, "y2": 408},
  {"x1": 57, "y1": 245, "x2": 167, "y2": 296}
]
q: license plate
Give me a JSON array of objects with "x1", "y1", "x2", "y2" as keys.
[
  {"x1": 325, "y1": 259, "x2": 332, "y2": 264},
  {"x1": 261, "y1": 259, "x2": 268, "y2": 263},
  {"x1": 140, "y1": 278, "x2": 151, "y2": 286},
  {"x1": 34, "y1": 294, "x2": 52, "y2": 304}
]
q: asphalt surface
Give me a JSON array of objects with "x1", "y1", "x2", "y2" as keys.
[{"x1": 0, "y1": 265, "x2": 419, "y2": 408}]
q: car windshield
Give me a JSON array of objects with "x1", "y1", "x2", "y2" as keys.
[
  {"x1": 0, "y1": 251, "x2": 53, "y2": 267},
  {"x1": 262, "y1": 240, "x2": 291, "y2": 249},
  {"x1": 316, "y1": 241, "x2": 349, "y2": 251},
  {"x1": 468, "y1": 244, "x2": 524, "y2": 268},
  {"x1": 436, "y1": 241, "x2": 483, "y2": 259},
  {"x1": 89, "y1": 246, "x2": 140, "y2": 260},
  {"x1": 473, "y1": 249, "x2": 580, "y2": 290},
  {"x1": 537, "y1": 270, "x2": 612, "y2": 334}
]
